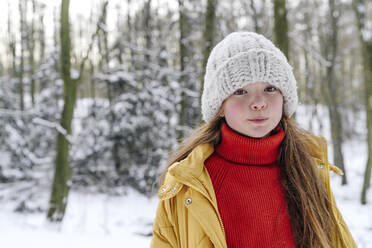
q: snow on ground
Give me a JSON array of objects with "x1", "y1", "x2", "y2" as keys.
[
  {"x1": 0, "y1": 188, "x2": 157, "y2": 247},
  {"x1": 1, "y1": 103, "x2": 371, "y2": 247},
  {"x1": 329, "y1": 138, "x2": 372, "y2": 247}
]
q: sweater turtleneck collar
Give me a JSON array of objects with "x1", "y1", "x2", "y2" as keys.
[{"x1": 215, "y1": 121, "x2": 285, "y2": 165}]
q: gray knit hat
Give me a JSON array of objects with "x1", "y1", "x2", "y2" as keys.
[{"x1": 201, "y1": 31, "x2": 298, "y2": 123}]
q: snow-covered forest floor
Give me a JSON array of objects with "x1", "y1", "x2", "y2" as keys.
[{"x1": 1, "y1": 103, "x2": 371, "y2": 247}]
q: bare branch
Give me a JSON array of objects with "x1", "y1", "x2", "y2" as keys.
[
  {"x1": 75, "y1": 1, "x2": 109, "y2": 83},
  {"x1": 288, "y1": 32, "x2": 332, "y2": 67}
]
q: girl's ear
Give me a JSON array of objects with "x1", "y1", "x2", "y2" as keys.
[
  {"x1": 219, "y1": 101, "x2": 225, "y2": 117},
  {"x1": 219, "y1": 108, "x2": 225, "y2": 117}
]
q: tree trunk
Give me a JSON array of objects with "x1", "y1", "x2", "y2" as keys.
[
  {"x1": 7, "y1": 2, "x2": 16, "y2": 78},
  {"x1": 0, "y1": 61, "x2": 3, "y2": 76},
  {"x1": 53, "y1": 7, "x2": 59, "y2": 55},
  {"x1": 273, "y1": 0, "x2": 289, "y2": 57},
  {"x1": 29, "y1": 0, "x2": 36, "y2": 106},
  {"x1": 90, "y1": 61, "x2": 96, "y2": 99},
  {"x1": 178, "y1": 0, "x2": 188, "y2": 141},
  {"x1": 144, "y1": 0, "x2": 152, "y2": 64},
  {"x1": 273, "y1": 0, "x2": 292, "y2": 120},
  {"x1": 39, "y1": 3, "x2": 46, "y2": 65},
  {"x1": 325, "y1": 0, "x2": 347, "y2": 185},
  {"x1": 18, "y1": 0, "x2": 25, "y2": 111},
  {"x1": 114, "y1": 3, "x2": 124, "y2": 65},
  {"x1": 47, "y1": 0, "x2": 76, "y2": 222},
  {"x1": 101, "y1": 1, "x2": 109, "y2": 70},
  {"x1": 127, "y1": 0, "x2": 135, "y2": 71},
  {"x1": 200, "y1": 0, "x2": 217, "y2": 123},
  {"x1": 105, "y1": 2, "x2": 120, "y2": 174},
  {"x1": 248, "y1": 0, "x2": 267, "y2": 34},
  {"x1": 352, "y1": 0, "x2": 372, "y2": 204}
]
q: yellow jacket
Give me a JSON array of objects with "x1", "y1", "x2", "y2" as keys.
[{"x1": 150, "y1": 134, "x2": 357, "y2": 248}]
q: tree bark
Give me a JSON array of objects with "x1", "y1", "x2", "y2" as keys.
[
  {"x1": 144, "y1": 0, "x2": 152, "y2": 64},
  {"x1": 352, "y1": 0, "x2": 372, "y2": 204},
  {"x1": 200, "y1": 0, "x2": 217, "y2": 123},
  {"x1": 249, "y1": 0, "x2": 263, "y2": 34},
  {"x1": 38, "y1": 3, "x2": 46, "y2": 65},
  {"x1": 18, "y1": 0, "x2": 25, "y2": 111},
  {"x1": 273, "y1": 0, "x2": 289, "y2": 57},
  {"x1": 325, "y1": 0, "x2": 347, "y2": 184},
  {"x1": 273, "y1": 0, "x2": 292, "y2": 120},
  {"x1": 178, "y1": 0, "x2": 188, "y2": 141},
  {"x1": 127, "y1": 0, "x2": 134, "y2": 70},
  {"x1": 7, "y1": 2, "x2": 16, "y2": 78},
  {"x1": 47, "y1": 0, "x2": 75, "y2": 222},
  {"x1": 29, "y1": 0, "x2": 36, "y2": 106},
  {"x1": 53, "y1": 6, "x2": 59, "y2": 72}
]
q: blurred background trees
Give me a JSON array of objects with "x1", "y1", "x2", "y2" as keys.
[{"x1": 0, "y1": 0, "x2": 371, "y2": 222}]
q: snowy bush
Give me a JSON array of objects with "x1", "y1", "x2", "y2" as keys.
[{"x1": 71, "y1": 69, "x2": 180, "y2": 196}]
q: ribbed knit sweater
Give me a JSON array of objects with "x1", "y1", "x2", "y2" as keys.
[{"x1": 204, "y1": 122, "x2": 295, "y2": 248}]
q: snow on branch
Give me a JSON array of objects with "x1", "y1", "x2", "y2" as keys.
[
  {"x1": 23, "y1": 147, "x2": 54, "y2": 166},
  {"x1": 32, "y1": 117, "x2": 74, "y2": 144},
  {"x1": 0, "y1": 108, "x2": 36, "y2": 116},
  {"x1": 182, "y1": 88, "x2": 199, "y2": 98}
]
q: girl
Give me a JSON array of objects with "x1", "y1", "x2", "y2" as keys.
[{"x1": 150, "y1": 32, "x2": 356, "y2": 248}]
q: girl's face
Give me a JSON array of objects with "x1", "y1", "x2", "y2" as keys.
[{"x1": 220, "y1": 82, "x2": 283, "y2": 138}]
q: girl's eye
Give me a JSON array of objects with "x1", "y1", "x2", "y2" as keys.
[
  {"x1": 233, "y1": 89, "x2": 247, "y2": 95},
  {"x1": 265, "y1": 86, "x2": 277, "y2": 92}
]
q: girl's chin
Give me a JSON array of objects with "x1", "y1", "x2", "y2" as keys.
[{"x1": 236, "y1": 128, "x2": 271, "y2": 139}]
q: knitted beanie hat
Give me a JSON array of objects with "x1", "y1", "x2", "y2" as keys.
[{"x1": 201, "y1": 31, "x2": 298, "y2": 123}]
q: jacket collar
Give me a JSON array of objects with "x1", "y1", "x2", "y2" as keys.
[
  {"x1": 168, "y1": 143, "x2": 216, "y2": 200},
  {"x1": 168, "y1": 143, "x2": 214, "y2": 180},
  {"x1": 158, "y1": 143, "x2": 216, "y2": 201}
]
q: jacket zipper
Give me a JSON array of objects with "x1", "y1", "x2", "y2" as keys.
[
  {"x1": 217, "y1": 211, "x2": 226, "y2": 236},
  {"x1": 199, "y1": 180, "x2": 227, "y2": 243}
]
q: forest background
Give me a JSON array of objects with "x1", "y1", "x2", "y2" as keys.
[{"x1": 0, "y1": 0, "x2": 371, "y2": 247}]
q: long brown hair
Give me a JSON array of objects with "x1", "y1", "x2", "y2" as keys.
[{"x1": 157, "y1": 110, "x2": 339, "y2": 248}]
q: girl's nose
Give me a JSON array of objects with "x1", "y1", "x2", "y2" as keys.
[{"x1": 250, "y1": 95, "x2": 267, "y2": 111}]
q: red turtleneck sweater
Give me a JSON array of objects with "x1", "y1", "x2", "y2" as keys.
[{"x1": 204, "y1": 122, "x2": 295, "y2": 248}]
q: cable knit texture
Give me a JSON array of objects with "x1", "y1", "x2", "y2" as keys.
[
  {"x1": 201, "y1": 32, "x2": 298, "y2": 122},
  {"x1": 204, "y1": 122, "x2": 295, "y2": 247}
]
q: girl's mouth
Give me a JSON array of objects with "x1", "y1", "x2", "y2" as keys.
[{"x1": 248, "y1": 118, "x2": 268, "y2": 123}]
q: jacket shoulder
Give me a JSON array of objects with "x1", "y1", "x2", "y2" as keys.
[
  {"x1": 300, "y1": 132, "x2": 343, "y2": 175},
  {"x1": 300, "y1": 131, "x2": 327, "y2": 159},
  {"x1": 157, "y1": 143, "x2": 215, "y2": 200}
]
